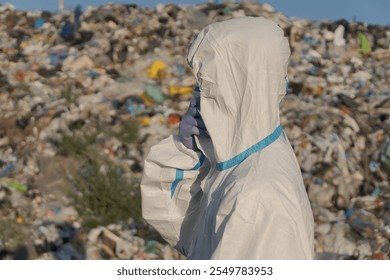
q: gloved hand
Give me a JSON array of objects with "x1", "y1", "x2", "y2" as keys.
[{"x1": 179, "y1": 87, "x2": 207, "y2": 151}]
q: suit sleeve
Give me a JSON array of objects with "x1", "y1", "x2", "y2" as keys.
[{"x1": 140, "y1": 135, "x2": 209, "y2": 255}]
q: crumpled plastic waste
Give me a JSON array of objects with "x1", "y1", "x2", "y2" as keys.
[
  {"x1": 144, "y1": 83, "x2": 166, "y2": 104},
  {"x1": 126, "y1": 96, "x2": 146, "y2": 115},
  {"x1": 147, "y1": 61, "x2": 167, "y2": 80},
  {"x1": 0, "y1": 163, "x2": 16, "y2": 178},
  {"x1": 0, "y1": 1, "x2": 388, "y2": 260},
  {"x1": 168, "y1": 85, "x2": 193, "y2": 96},
  {"x1": 381, "y1": 141, "x2": 390, "y2": 167},
  {"x1": 0, "y1": 178, "x2": 28, "y2": 193},
  {"x1": 358, "y1": 32, "x2": 372, "y2": 55},
  {"x1": 34, "y1": 17, "x2": 45, "y2": 29}
]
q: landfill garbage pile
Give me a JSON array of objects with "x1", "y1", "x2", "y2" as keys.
[{"x1": 0, "y1": 2, "x2": 389, "y2": 260}]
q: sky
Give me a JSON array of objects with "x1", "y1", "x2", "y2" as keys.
[{"x1": 1, "y1": 0, "x2": 389, "y2": 25}]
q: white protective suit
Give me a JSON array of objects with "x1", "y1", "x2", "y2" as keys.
[{"x1": 141, "y1": 17, "x2": 314, "y2": 259}]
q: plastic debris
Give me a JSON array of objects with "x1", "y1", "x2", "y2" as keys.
[
  {"x1": 0, "y1": 1, "x2": 388, "y2": 260},
  {"x1": 169, "y1": 85, "x2": 193, "y2": 96},
  {"x1": 144, "y1": 83, "x2": 166, "y2": 104},
  {"x1": 358, "y1": 32, "x2": 372, "y2": 55},
  {"x1": 126, "y1": 96, "x2": 146, "y2": 115},
  {"x1": 138, "y1": 116, "x2": 151, "y2": 127},
  {"x1": 60, "y1": 5, "x2": 82, "y2": 41},
  {"x1": 48, "y1": 50, "x2": 68, "y2": 65},
  {"x1": 167, "y1": 114, "x2": 181, "y2": 125},
  {"x1": 34, "y1": 17, "x2": 45, "y2": 29},
  {"x1": 147, "y1": 61, "x2": 167, "y2": 80},
  {"x1": 333, "y1": 25, "x2": 346, "y2": 46},
  {"x1": 0, "y1": 179, "x2": 28, "y2": 193},
  {"x1": 16, "y1": 216, "x2": 24, "y2": 224},
  {"x1": 0, "y1": 163, "x2": 15, "y2": 178},
  {"x1": 60, "y1": 21, "x2": 75, "y2": 41},
  {"x1": 381, "y1": 141, "x2": 390, "y2": 167}
]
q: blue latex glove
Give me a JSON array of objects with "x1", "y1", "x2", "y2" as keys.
[{"x1": 179, "y1": 87, "x2": 207, "y2": 150}]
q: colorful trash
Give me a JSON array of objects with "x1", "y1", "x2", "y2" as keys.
[
  {"x1": 0, "y1": 178, "x2": 28, "y2": 193},
  {"x1": 0, "y1": 163, "x2": 15, "y2": 178},
  {"x1": 138, "y1": 116, "x2": 151, "y2": 127},
  {"x1": 48, "y1": 49, "x2": 68, "y2": 65},
  {"x1": 381, "y1": 141, "x2": 390, "y2": 167},
  {"x1": 127, "y1": 96, "x2": 145, "y2": 115},
  {"x1": 16, "y1": 216, "x2": 24, "y2": 224},
  {"x1": 358, "y1": 32, "x2": 372, "y2": 55},
  {"x1": 60, "y1": 21, "x2": 75, "y2": 41},
  {"x1": 167, "y1": 113, "x2": 181, "y2": 125},
  {"x1": 0, "y1": 1, "x2": 388, "y2": 261},
  {"x1": 168, "y1": 85, "x2": 193, "y2": 96},
  {"x1": 147, "y1": 61, "x2": 167, "y2": 80},
  {"x1": 144, "y1": 83, "x2": 166, "y2": 104},
  {"x1": 34, "y1": 17, "x2": 45, "y2": 29}
]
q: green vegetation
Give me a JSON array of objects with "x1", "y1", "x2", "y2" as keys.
[
  {"x1": 0, "y1": 217, "x2": 28, "y2": 256},
  {"x1": 61, "y1": 85, "x2": 78, "y2": 103},
  {"x1": 58, "y1": 119, "x2": 141, "y2": 229},
  {"x1": 58, "y1": 119, "x2": 138, "y2": 158},
  {"x1": 58, "y1": 130, "x2": 97, "y2": 158},
  {"x1": 70, "y1": 156, "x2": 142, "y2": 229},
  {"x1": 111, "y1": 119, "x2": 138, "y2": 144}
]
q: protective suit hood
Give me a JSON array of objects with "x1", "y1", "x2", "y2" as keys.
[{"x1": 187, "y1": 17, "x2": 290, "y2": 168}]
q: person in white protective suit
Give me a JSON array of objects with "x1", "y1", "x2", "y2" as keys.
[{"x1": 141, "y1": 16, "x2": 314, "y2": 259}]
